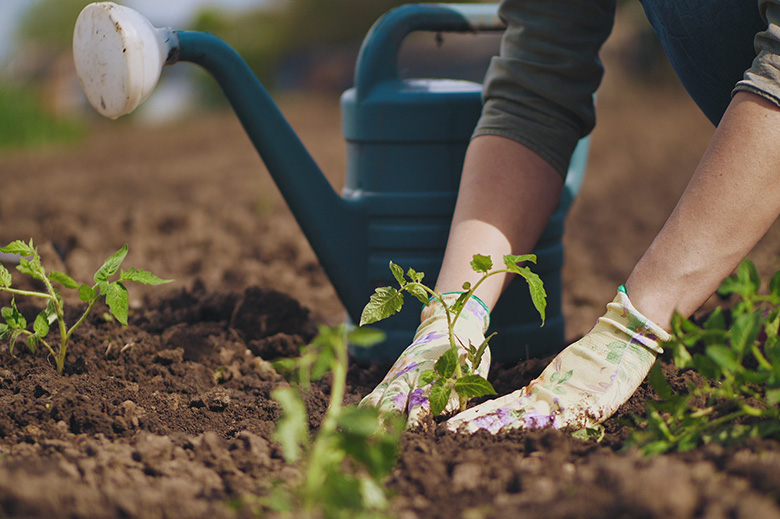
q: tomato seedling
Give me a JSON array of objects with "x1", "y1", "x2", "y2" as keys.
[
  {"x1": 360, "y1": 254, "x2": 546, "y2": 416},
  {"x1": 269, "y1": 324, "x2": 404, "y2": 517},
  {"x1": 630, "y1": 259, "x2": 780, "y2": 455},
  {"x1": 0, "y1": 239, "x2": 171, "y2": 374}
]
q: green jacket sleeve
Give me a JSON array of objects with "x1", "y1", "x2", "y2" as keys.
[
  {"x1": 472, "y1": 0, "x2": 617, "y2": 177},
  {"x1": 734, "y1": 0, "x2": 780, "y2": 107}
]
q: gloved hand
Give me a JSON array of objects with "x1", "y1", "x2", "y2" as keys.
[
  {"x1": 359, "y1": 293, "x2": 490, "y2": 427},
  {"x1": 445, "y1": 287, "x2": 669, "y2": 434}
]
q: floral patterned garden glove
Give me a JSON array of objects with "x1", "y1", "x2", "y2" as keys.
[
  {"x1": 444, "y1": 286, "x2": 669, "y2": 434},
  {"x1": 359, "y1": 293, "x2": 490, "y2": 427}
]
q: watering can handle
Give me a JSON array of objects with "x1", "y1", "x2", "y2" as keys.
[{"x1": 354, "y1": 3, "x2": 505, "y2": 97}]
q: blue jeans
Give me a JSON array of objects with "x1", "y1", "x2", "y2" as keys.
[{"x1": 641, "y1": 0, "x2": 765, "y2": 125}]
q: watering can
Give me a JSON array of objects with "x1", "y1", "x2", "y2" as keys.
[{"x1": 72, "y1": 2, "x2": 589, "y2": 366}]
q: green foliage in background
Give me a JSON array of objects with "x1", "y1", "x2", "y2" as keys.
[
  {"x1": 192, "y1": 0, "x2": 479, "y2": 92},
  {"x1": 630, "y1": 260, "x2": 780, "y2": 455},
  {"x1": 17, "y1": 0, "x2": 93, "y2": 48},
  {"x1": 268, "y1": 324, "x2": 404, "y2": 518},
  {"x1": 0, "y1": 83, "x2": 84, "y2": 151}
]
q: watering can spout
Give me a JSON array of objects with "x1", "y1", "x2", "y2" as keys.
[{"x1": 73, "y1": 2, "x2": 364, "y2": 316}]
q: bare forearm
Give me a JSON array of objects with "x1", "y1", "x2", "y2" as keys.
[
  {"x1": 627, "y1": 91, "x2": 780, "y2": 328},
  {"x1": 437, "y1": 135, "x2": 563, "y2": 310}
]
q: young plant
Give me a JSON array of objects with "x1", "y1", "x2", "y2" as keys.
[
  {"x1": 269, "y1": 324, "x2": 405, "y2": 518},
  {"x1": 360, "y1": 254, "x2": 547, "y2": 416},
  {"x1": 0, "y1": 239, "x2": 171, "y2": 374},
  {"x1": 630, "y1": 259, "x2": 780, "y2": 455}
]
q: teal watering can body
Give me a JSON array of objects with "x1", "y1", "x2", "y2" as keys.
[{"x1": 170, "y1": 4, "x2": 588, "y2": 365}]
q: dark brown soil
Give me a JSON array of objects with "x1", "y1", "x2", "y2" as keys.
[{"x1": 2, "y1": 10, "x2": 780, "y2": 519}]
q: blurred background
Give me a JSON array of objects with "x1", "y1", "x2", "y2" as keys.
[
  {"x1": 0, "y1": 0, "x2": 732, "y2": 342},
  {"x1": 0, "y1": 0, "x2": 672, "y2": 150}
]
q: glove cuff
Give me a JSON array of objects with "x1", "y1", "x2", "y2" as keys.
[{"x1": 603, "y1": 288, "x2": 670, "y2": 354}]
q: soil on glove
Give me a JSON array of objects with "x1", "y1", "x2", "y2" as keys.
[{"x1": 2, "y1": 15, "x2": 780, "y2": 519}]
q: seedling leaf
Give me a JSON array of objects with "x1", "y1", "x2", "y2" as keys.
[
  {"x1": 347, "y1": 327, "x2": 385, "y2": 348},
  {"x1": 0, "y1": 240, "x2": 34, "y2": 256},
  {"x1": 105, "y1": 282, "x2": 129, "y2": 325},
  {"x1": 49, "y1": 271, "x2": 79, "y2": 289},
  {"x1": 17, "y1": 257, "x2": 44, "y2": 281},
  {"x1": 119, "y1": 267, "x2": 172, "y2": 286},
  {"x1": 470, "y1": 254, "x2": 492, "y2": 273},
  {"x1": 510, "y1": 266, "x2": 546, "y2": 325},
  {"x1": 706, "y1": 344, "x2": 739, "y2": 373},
  {"x1": 504, "y1": 253, "x2": 537, "y2": 267},
  {"x1": 94, "y1": 245, "x2": 128, "y2": 284},
  {"x1": 272, "y1": 387, "x2": 309, "y2": 463},
  {"x1": 0, "y1": 265, "x2": 11, "y2": 287},
  {"x1": 647, "y1": 359, "x2": 672, "y2": 399},
  {"x1": 428, "y1": 379, "x2": 452, "y2": 416},
  {"x1": 78, "y1": 284, "x2": 97, "y2": 302},
  {"x1": 434, "y1": 347, "x2": 457, "y2": 379},
  {"x1": 389, "y1": 262, "x2": 405, "y2": 286},
  {"x1": 360, "y1": 287, "x2": 403, "y2": 326},
  {"x1": 454, "y1": 374, "x2": 496, "y2": 399},
  {"x1": 405, "y1": 283, "x2": 429, "y2": 306},
  {"x1": 406, "y1": 268, "x2": 424, "y2": 284},
  {"x1": 33, "y1": 312, "x2": 49, "y2": 337},
  {"x1": 27, "y1": 335, "x2": 38, "y2": 353},
  {"x1": 418, "y1": 369, "x2": 437, "y2": 386}
]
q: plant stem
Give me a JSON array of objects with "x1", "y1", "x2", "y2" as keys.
[
  {"x1": 0, "y1": 287, "x2": 53, "y2": 300},
  {"x1": 302, "y1": 328, "x2": 349, "y2": 512}
]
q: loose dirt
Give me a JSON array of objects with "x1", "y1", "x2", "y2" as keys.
[{"x1": 2, "y1": 16, "x2": 780, "y2": 518}]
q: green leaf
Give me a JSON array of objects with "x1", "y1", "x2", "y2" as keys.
[
  {"x1": 0, "y1": 323, "x2": 9, "y2": 341},
  {"x1": 44, "y1": 300, "x2": 58, "y2": 325},
  {"x1": 731, "y1": 312, "x2": 761, "y2": 355},
  {"x1": 718, "y1": 259, "x2": 760, "y2": 299},
  {"x1": 49, "y1": 271, "x2": 78, "y2": 289},
  {"x1": 511, "y1": 266, "x2": 546, "y2": 325},
  {"x1": 706, "y1": 344, "x2": 739, "y2": 374},
  {"x1": 702, "y1": 306, "x2": 726, "y2": 331},
  {"x1": 418, "y1": 369, "x2": 438, "y2": 386},
  {"x1": 0, "y1": 264, "x2": 11, "y2": 287},
  {"x1": 94, "y1": 244, "x2": 128, "y2": 284},
  {"x1": 78, "y1": 284, "x2": 97, "y2": 303},
  {"x1": 454, "y1": 374, "x2": 496, "y2": 399},
  {"x1": 26, "y1": 335, "x2": 38, "y2": 354},
  {"x1": 33, "y1": 312, "x2": 49, "y2": 337},
  {"x1": 17, "y1": 257, "x2": 44, "y2": 281},
  {"x1": 389, "y1": 262, "x2": 405, "y2": 287},
  {"x1": 770, "y1": 270, "x2": 780, "y2": 299},
  {"x1": 105, "y1": 282, "x2": 129, "y2": 325},
  {"x1": 470, "y1": 254, "x2": 493, "y2": 273},
  {"x1": 434, "y1": 348, "x2": 457, "y2": 379},
  {"x1": 0, "y1": 240, "x2": 34, "y2": 256},
  {"x1": 504, "y1": 254, "x2": 537, "y2": 268},
  {"x1": 337, "y1": 405, "x2": 382, "y2": 437},
  {"x1": 2, "y1": 300, "x2": 26, "y2": 330},
  {"x1": 647, "y1": 360, "x2": 672, "y2": 399},
  {"x1": 406, "y1": 268, "x2": 424, "y2": 284},
  {"x1": 272, "y1": 387, "x2": 309, "y2": 463},
  {"x1": 471, "y1": 332, "x2": 496, "y2": 370},
  {"x1": 670, "y1": 341, "x2": 693, "y2": 370},
  {"x1": 360, "y1": 286, "x2": 404, "y2": 326},
  {"x1": 119, "y1": 267, "x2": 172, "y2": 286},
  {"x1": 405, "y1": 284, "x2": 430, "y2": 306},
  {"x1": 428, "y1": 379, "x2": 452, "y2": 416},
  {"x1": 347, "y1": 326, "x2": 385, "y2": 348},
  {"x1": 766, "y1": 388, "x2": 780, "y2": 405}
]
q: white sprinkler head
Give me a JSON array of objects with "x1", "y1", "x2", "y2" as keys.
[{"x1": 73, "y1": 2, "x2": 177, "y2": 119}]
